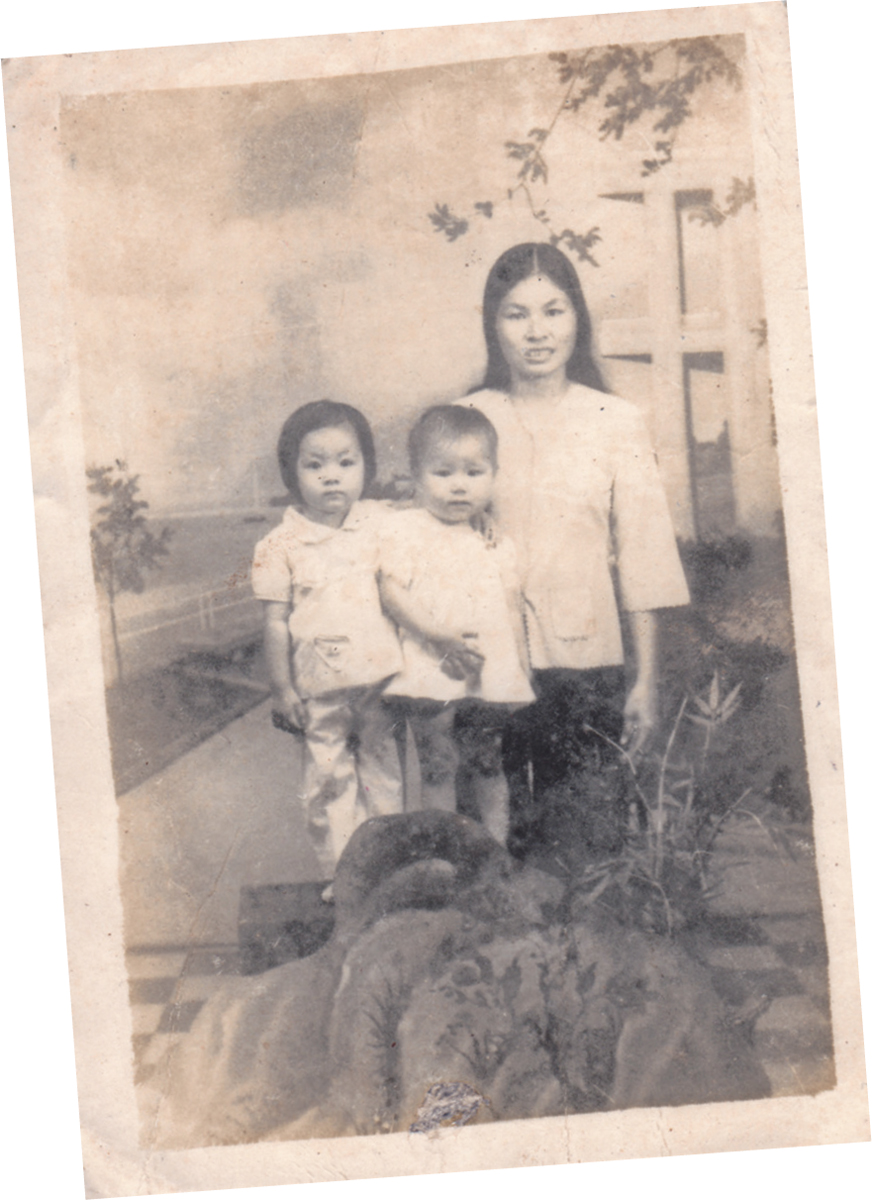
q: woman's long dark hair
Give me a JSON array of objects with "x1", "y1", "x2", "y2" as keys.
[
  {"x1": 479, "y1": 242, "x2": 608, "y2": 394},
  {"x1": 277, "y1": 399, "x2": 377, "y2": 503}
]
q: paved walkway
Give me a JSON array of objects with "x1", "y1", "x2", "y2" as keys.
[{"x1": 119, "y1": 698, "x2": 318, "y2": 949}]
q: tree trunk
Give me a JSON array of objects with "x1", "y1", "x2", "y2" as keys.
[{"x1": 108, "y1": 580, "x2": 124, "y2": 686}]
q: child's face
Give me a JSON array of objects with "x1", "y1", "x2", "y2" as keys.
[
  {"x1": 296, "y1": 423, "x2": 365, "y2": 526},
  {"x1": 416, "y1": 434, "x2": 495, "y2": 525}
]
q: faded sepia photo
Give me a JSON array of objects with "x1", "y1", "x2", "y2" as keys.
[{"x1": 3, "y1": 3, "x2": 868, "y2": 1195}]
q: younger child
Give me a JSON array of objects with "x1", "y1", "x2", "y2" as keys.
[
  {"x1": 251, "y1": 400, "x2": 404, "y2": 893},
  {"x1": 379, "y1": 405, "x2": 534, "y2": 843}
]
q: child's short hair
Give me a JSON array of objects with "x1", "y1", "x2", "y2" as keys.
[
  {"x1": 277, "y1": 400, "x2": 378, "y2": 502},
  {"x1": 408, "y1": 405, "x2": 499, "y2": 478}
]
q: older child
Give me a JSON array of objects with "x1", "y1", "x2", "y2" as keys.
[
  {"x1": 379, "y1": 405, "x2": 534, "y2": 843},
  {"x1": 251, "y1": 400, "x2": 403, "y2": 894}
]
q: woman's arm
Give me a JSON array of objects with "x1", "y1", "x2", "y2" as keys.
[
  {"x1": 262, "y1": 600, "x2": 306, "y2": 730},
  {"x1": 621, "y1": 609, "x2": 658, "y2": 759},
  {"x1": 610, "y1": 407, "x2": 688, "y2": 759},
  {"x1": 379, "y1": 575, "x2": 484, "y2": 677}
]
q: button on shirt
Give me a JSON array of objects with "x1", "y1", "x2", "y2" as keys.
[
  {"x1": 251, "y1": 501, "x2": 403, "y2": 699},
  {"x1": 456, "y1": 386, "x2": 690, "y2": 671}
]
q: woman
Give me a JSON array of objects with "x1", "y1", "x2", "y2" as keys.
[{"x1": 455, "y1": 242, "x2": 690, "y2": 863}]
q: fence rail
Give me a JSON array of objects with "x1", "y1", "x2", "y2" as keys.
[{"x1": 115, "y1": 583, "x2": 262, "y2": 676}]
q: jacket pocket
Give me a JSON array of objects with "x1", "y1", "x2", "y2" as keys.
[{"x1": 548, "y1": 586, "x2": 597, "y2": 640}]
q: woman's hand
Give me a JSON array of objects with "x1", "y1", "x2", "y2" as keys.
[
  {"x1": 621, "y1": 676, "x2": 656, "y2": 761},
  {"x1": 621, "y1": 610, "x2": 659, "y2": 760}
]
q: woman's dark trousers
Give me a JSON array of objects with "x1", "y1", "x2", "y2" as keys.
[{"x1": 502, "y1": 667, "x2": 629, "y2": 867}]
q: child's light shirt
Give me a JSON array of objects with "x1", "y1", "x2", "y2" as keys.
[
  {"x1": 379, "y1": 507, "x2": 534, "y2": 705},
  {"x1": 251, "y1": 501, "x2": 402, "y2": 699}
]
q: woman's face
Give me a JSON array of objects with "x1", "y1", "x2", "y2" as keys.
[{"x1": 495, "y1": 274, "x2": 578, "y2": 385}]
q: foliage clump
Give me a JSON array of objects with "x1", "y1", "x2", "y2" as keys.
[
  {"x1": 575, "y1": 671, "x2": 786, "y2": 936},
  {"x1": 429, "y1": 36, "x2": 748, "y2": 264}
]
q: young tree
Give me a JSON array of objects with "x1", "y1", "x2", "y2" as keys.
[{"x1": 87, "y1": 462, "x2": 173, "y2": 684}]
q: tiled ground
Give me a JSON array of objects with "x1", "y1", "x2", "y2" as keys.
[
  {"x1": 701, "y1": 910, "x2": 834, "y2": 1095},
  {"x1": 127, "y1": 945, "x2": 241, "y2": 1086}
]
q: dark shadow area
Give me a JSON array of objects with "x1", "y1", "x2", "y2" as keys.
[
  {"x1": 666, "y1": 532, "x2": 809, "y2": 817},
  {"x1": 238, "y1": 882, "x2": 335, "y2": 975}
]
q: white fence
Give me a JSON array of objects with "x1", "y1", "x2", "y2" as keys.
[{"x1": 115, "y1": 581, "x2": 262, "y2": 678}]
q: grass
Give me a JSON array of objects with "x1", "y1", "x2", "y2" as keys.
[
  {"x1": 570, "y1": 534, "x2": 810, "y2": 935},
  {"x1": 106, "y1": 642, "x2": 269, "y2": 794}
]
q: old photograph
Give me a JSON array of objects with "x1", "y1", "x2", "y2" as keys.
[{"x1": 2, "y1": 2, "x2": 868, "y2": 1195}]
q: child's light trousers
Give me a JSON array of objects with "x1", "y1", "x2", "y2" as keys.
[{"x1": 302, "y1": 685, "x2": 402, "y2": 877}]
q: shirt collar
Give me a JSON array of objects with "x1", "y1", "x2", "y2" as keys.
[{"x1": 280, "y1": 501, "x2": 368, "y2": 544}]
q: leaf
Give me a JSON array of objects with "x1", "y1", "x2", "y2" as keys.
[
  {"x1": 691, "y1": 693, "x2": 713, "y2": 718},
  {"x1": 708, "y1": 671, "x2": 720, "y2": 713},
  {"x1": 505, "y1": 140, "x2": 535, "y2": 160},
  {"x1": 428, "y1": 203, "x2": 469, "y2": 242},
  {"x1": 720, "y1": 681, "x2": 742, "y2": 721},
  {"x1": 723, "y1": 175, "x2": 756, "y2": 216},
  {"x1": 552, "y1": 226, "x2": 602, "y2": 268}
]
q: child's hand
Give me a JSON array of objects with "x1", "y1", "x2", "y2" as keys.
[
  {"x1": 272, "y1": 687, "x2": 306, "y2": 735},
  {"x1": 470, "y1": 509, "x2": 498, "y2": 544},
  {"x1": 437, "y1": 633, "x2": 485, "y2": 682}
]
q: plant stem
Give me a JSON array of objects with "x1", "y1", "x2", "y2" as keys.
[
  {"x1": 701, "y1": 722, "x2": 712, "y2": 774},
  {"x1": 698, "y1": 787, "x2": 753, "y2": 855},
  {"x1": 582, "y1": 723, "x2": 651, "y2": 815},
  {"x1": 629, "y1": 872, "x2": 673, "y2": 936},
  {"x1": 733, "y1": 807, "x2": 789, "y2": 859},
  {"x1": 107, "y1": 577, "x2": 123, "y2": 685},
  {"x1": 508, "y1": 69, "x2": 578, "y2": 203},
  {"x1": 655, "y1": 696, "x2": 687, "y2": 880}
]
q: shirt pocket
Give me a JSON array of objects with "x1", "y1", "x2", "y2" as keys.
[
  {"x1": 548, "y1": 585, "x2": 597, "y2": 641},
  {"x1": 293, "y1": 635, "x2": 354, "y2": 695},
  {"x1": 312, "y1": 635, "x2": 352, "y2": 670}
]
